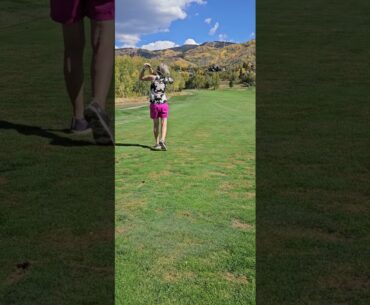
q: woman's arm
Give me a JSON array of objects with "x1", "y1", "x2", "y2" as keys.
[
  {"x1": 139, "y1": 63, "x2": 156, "y2": 81},
  {"x1": 166, "y1": 76, "x2": 174, "y2": 84}
]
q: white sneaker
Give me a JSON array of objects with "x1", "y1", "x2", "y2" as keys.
[
  {"x1": 152, "y1": 144, "x2": 162, "y2": 150},
  {"x1": 84, "y1": 102, "x2": 114, "y2": 145},
  {"x1": 159, "y1": 140, "x2": 167, "y2": 151}
]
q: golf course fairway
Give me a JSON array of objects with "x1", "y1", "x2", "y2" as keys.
[{"x1": 115, "y1": 88, "x2": 256, "y2": 305}]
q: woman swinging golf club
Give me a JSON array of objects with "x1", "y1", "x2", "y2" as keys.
[{"x1": 139, "y1": 62, "x2": 173, "y2": 151}]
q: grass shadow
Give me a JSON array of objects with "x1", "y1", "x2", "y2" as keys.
[
  {"x1": 115, "y1": 143, "x2": 155, "y2": 151},
  {"x1": 0, "y1": 120, "x2": 93, "y2": 147}
]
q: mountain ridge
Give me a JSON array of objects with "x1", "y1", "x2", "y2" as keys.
[
  {"x1": 115, "y1": 41, "x2": 236, "y2": 53},
  {"x1": 115, "y1": 40, "x2": 256, "y2": 69}
]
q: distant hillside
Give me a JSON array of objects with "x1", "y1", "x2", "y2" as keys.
[
  {"x1": 115, "y1": 40, "x2": 256, "y2": 98},
  {"x1": 115, "y1": 40, "x2": 255, "y2": 70}
]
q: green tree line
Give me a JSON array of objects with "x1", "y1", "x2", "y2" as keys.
[{"x1": 115, "y1": 55, "x2": 255, "y2": 98}]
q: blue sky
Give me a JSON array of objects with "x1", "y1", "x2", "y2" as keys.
[{"x1": 115, "y1": 0, "x2": 255, "y2": 50}]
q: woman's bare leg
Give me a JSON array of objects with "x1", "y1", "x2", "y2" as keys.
[
  {"x1": 62, "y1": 21, "x2": 85, "y2": 119},
  {"x1": 90, "y1": 19, "x2": 114, "y2": 110},
  {"x1": 161, "y1": 118, "x2": 167, "y2": 142},
  {"x1": 153, "y1": 119, "x2": 160, "y2": 144}
]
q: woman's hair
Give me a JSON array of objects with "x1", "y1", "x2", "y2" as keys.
[{"x1": 157, "y1": 63, "x2": 170, "y2": 76}]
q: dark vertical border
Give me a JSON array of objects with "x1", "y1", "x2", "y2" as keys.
[
  {"x1": 257, "y1": 1, "x2": 370, "y2": 304},
  {"x1": 0, "y1": 3, "x2": 115, "y2": 304}
]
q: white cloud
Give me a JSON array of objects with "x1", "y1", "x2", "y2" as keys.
[
  {"x1": 209, "y1": 22, "x2": 219, "y2": 35},
  {"x1": 184, "y1": 38, "x2": 199, "y2": 45},
  {"x1": 250, "y1": 32, "x2": 256, "y2": 38},
  {"x1": 116, "y1": 0, "x2": 206, "y2": 47},
  {"x1": 115, "y1": 33, "x2": 140, "y2": 48},
  {"x1": 218, "y1": 34, "x2": 228, "y2": 41},
  {"x1": 141, "y1": 40, "x2": 179, "y2": 51},
  {"x1": 204, "y1": 18, "x2": 212, "y2": 24}
]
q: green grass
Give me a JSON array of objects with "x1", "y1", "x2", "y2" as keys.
[
  {"x1": 115, "y1": 89, "x2": 256, "y2": 305},
  {"x1": 0, "y1": 4, "x2": 114, "y2": 305},
  {"x1": 257, "y1": 1, "x2": 370, "y2": 304}
]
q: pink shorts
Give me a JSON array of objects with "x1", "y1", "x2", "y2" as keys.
[
  {"x1": 50, "y1": 0, "x2": 114, "y2": 24},
  {"x1": 150, "y1": 103, "x2": 169, "y2": 119}
]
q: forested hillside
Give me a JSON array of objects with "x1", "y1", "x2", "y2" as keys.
[{"x1": 115, "y1": 40, "x2": 256, "y2": 98}]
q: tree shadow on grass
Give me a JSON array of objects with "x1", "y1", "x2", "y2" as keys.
[
  {"x1": 0, "y1": 120, "x2": 93, "y2": 147},
  {"x1": 115, "y1": 143, "x2": 154, "y2": 151}
]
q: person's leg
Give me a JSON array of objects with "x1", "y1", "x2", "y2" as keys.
[
  {"x1": 160, "y1": 118, "x2": 167, "y2": 143},
  {"x1": 90, "y1": 19, "x2": 114, "y2": 109},
  {"x1": 153, "y1": 119, "x2": 160, "y2": 144},
  {"x1": 83, "y1": 19, "x2": 114, "y2": 144},
  {"x1": 159, "y1": 118, "x2": 168, "y2": 151},
  {"x1": 159, "y1": 103, "x2": 169, "y2": 147},
  {"x1": 62, "y1": 21, "x2": 85, "y2": 119}
]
